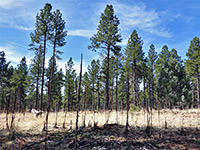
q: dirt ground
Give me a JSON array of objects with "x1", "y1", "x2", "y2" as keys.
[{"x1": 1, "y1": 109, "x2": 200, "y2": 149}]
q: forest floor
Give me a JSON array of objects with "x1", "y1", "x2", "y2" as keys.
[{"x1": 0, "y1": 109, "x2": 200, "y2": 149}]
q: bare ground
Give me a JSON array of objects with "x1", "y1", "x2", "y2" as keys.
[{"x1": 1, "y1": 109, "x2": 200, "y2": 149}]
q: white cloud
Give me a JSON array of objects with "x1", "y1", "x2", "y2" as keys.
[
  {"x1": 113, "y1": 1, "x2": 171, "y2": 38},
  {"x1": 0, "y1": 0, "x2": 26, "y2": 9},
  {"x1": 0, "y1": 43, "x2": 33, "y2": 66},
  {"x1": 15, "y1": 25, "x2": 34, "y2": 31},
  {"x1": 0, "y1": 0, "x2": 37, "y2": 30},
  {"x1": 68, "y1": 29, "x2": 95, "y2": 38}
]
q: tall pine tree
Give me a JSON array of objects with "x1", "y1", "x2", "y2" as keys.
[
  {"x1": 29, "y1": 3, "x2": 53, "y2": 110},
  {"x1": 89, "y1": 5, "x2": 121, "y2": 110},
  {"x1": 124, "y1": 30, "x2": 144, "y2": 106},
  {"x1": 185, "y1": 37, "x2": 200, "y2": 107}
]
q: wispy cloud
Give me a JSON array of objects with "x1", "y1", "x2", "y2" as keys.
[
  {"x1": 0, "y1": 43, "x2": 33, "y2": 66},
  {"x1": 15, "y1": 25, "x2": 34, "y2": 31},
  {"x1": 0, "y1": 0, "x2": 37, "y2": 30},
  {"x1": 113, "y1": 1, "x2": 171, "y2": 38},
  {"x1": 0, "y1": 0, "x2": 27, "y2": 9},
  {"x1": 68, "y1": 29, "x2": 95, "y2": 38}
]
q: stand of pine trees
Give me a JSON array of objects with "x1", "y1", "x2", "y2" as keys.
[{"x1": 0, "y1": 4, "x2": 199, "y2": 126}]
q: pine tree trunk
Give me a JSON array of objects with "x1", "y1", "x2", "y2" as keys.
[
  {"x1": 97, "y1": 80, "x2": 100, "y2": 111},
  {"x1": 40, "y1": 32, "x2": 46, "y2": 110},
  {"x1": 54, "y1": 84, "x2": 61, "y2": 128},
  {"x1": 143, "y1": 76, "x2": 146, "y2": 109},
  {"x1": 82, "y1": 84, "x2": 87, "y2": 127},
  {"x1": 45, "y1": 36, "x2": 56, "y2": 140},
  {"x1": 17, "y1": 86, "x2": 21, "y2": 112},
  {"x1": 75, "y1": 54, "x2": 83, "y2": 149},
  {"x1": 68, "y1": 81, "x2": 71, "y2": 111},
  {"x1": 126, "y1": 70, "x2": 130, "y2": 132},
  {"x1": 35, "y1": 72, "x2": 39, "y2": 109},
  {"x1": 192, "y1": 88, "x2": 195, "y2": 108},
  {"x1": 196, "y1": 64, "x2": 200, "y2": 108},
  {"x1": 133, "y1": 61, "x2": 137, "y2": 105},
  {"x1": 92, "y1": 84, "x2": 95, "y2": 110},
  {"x1": 1, "y1": 88, "x2": 4, "y2": 110},
  {"x1": 151, "y1": 69, "x2": 154, "y2": 110},
  {"x1": 105, "y1": 45, "x2": 110, "y2": 110},
  {"x1": 110, "y1": 79, "x2": 114, "y2": 110},
  {"x1": 115, "y1": 75, "x2": 118, "y2": 123}
]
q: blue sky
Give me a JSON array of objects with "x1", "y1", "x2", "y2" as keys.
[{"x1": 0, "y1": 0, "x2": 199, "y2": 73}]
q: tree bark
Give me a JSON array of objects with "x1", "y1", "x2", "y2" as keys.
[
  {"x1": 68, "y1": 81, "x2": 71, "y2": 111},
  {"x1": 196, "y1": 64, "x2": 200, "y2": 108},
  {"x1": 133, "y1": 60, "x2": 137, "y2": 105},
  {"x1": 97, "y1": 80, "x2": 100, "y2": 111},
  {"x1": 40, "y1": 32, "x2": 46, "y2": 110},
  {"x1": 35, "y1": 70, "x2": 39, "y2": 109},
  {"x1": 1, "y1": 87, "x2": 4, "y2": 110},
  {"x1": 126, "y1": 70, "x2": 130, "y2": 132},
  {"x1": 75, "y1": 54, "x2": 83, "y2": 149},
  {"x1": 92, "y1": 83, "x2": 95, "y2": 110},
  {"x1": 115, "y1": 75, "x2": 118, "y2": 123},
  {"x1": 192, "y1": 87, "x2": 195, "y2": 108},
  {"x1": 105, "y1": 44, "x2": 110, "y2": 110}
]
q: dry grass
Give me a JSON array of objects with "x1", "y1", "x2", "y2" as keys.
[{"x1": 1, "y1": 109, "x2": 200, "y2": 135}]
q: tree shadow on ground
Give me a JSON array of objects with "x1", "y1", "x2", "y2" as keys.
[{"x1": 1, "y1": 124, "x2": 200, "y2": 149}]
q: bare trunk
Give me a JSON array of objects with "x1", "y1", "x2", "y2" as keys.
[
  {"x1": 35, "y1": 72, "x2": 39, "y2": 109},
  {"x1": 75, "y1": 54, "x2": 83, "y2": 149},
  {"x1": 192, "y1": 87, "x2": 195, "y2": 108},
  {"x1": 1, "y1": 88, "x2": 4, "y2": 110},
  {"x1": 125, "y1": 70, "x2": 130, "y2": 132},
  {"x1": 6, "y1": 94, "x2": 10, "y2": 129},
  {"x1": 10, "y1": 89, "x2": 17, "y2": 139},
  {"x1": 68, "y1": 81, "x2": 71, "y2": 111},
  {"x1": 54, "y1": 84, "x2": 61, "y2": 128},
  {"x1": 97, "y1": 80, "x2": 100, "y2": 111},
  {"x1": 196, "y1": 64, "x2": 200, "y2": 108},
  {"x1": 45, "y1": 35, "x2": 56, "y2": 141},
  {"x1": 82, "y1": 84, "x2": 87, "y2": 127},
  {"x1": 115, "y1": 75, "x2": 118, "y2": 123},
  {"x1": 105, "y1": 44, "x2": 110, "y2": 110},
  {"x1": 151, "y1": 69, "x2": 154, "y2": 110},
  {"x1": 110, "y1": 79, "x2": 114, "y2": 110},
  {"x1": 133, "y1": 61, "x2": 137, "y2": 105},
  {"x1": 40, "y1": 32, "x2": 46, "y2": 110},
  {"x1": 92, "y1": 84, "x2": 95, "y2": 110},
  {"x1": 143, "y1": 76, "x2": 146, "y2": 109}
]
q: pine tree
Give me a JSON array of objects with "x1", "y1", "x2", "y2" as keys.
[
  {"x1": 124, "y1": 30, "x2": 144, "y2": 106},
  {"x1": 64, "y1": 58, "x2": 76, "y2": 111},
  {"x1": 10, "y1": 57, "x2": 28, "y2": 112},
  {"x1": 48, "y1": 9, "x2": 67, "y2": 113},
  {"x1": 89, "y1": 5, "x2": 122, "y2": 110},
  {"x1": 147, "y1": 44, "x2": 157, "y2": 109},
  {"x1": 155, "y1": 45, "x2": 170, "y2": 108},
  {"x1": 185, "y1": 37, "x2": 200, "y2": 107},
  {"x1": 0, "y1": 51, "x2": 10, "y2": 110},
  {"x1": 46, "y1": 57, "x2": 63, "y2": 110},
  {"x1": 118, "y1": 67, "x2": 126, "y2": 110},
  {"x1": 29, "y1": 3, "x2": 53, "y2": 110},
  {"x1": 88, "y1": 59, "x2": 101, "y2": 110},
  {"x1": 29, "y1": 46, "x2": 43, "y2": 109}
]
